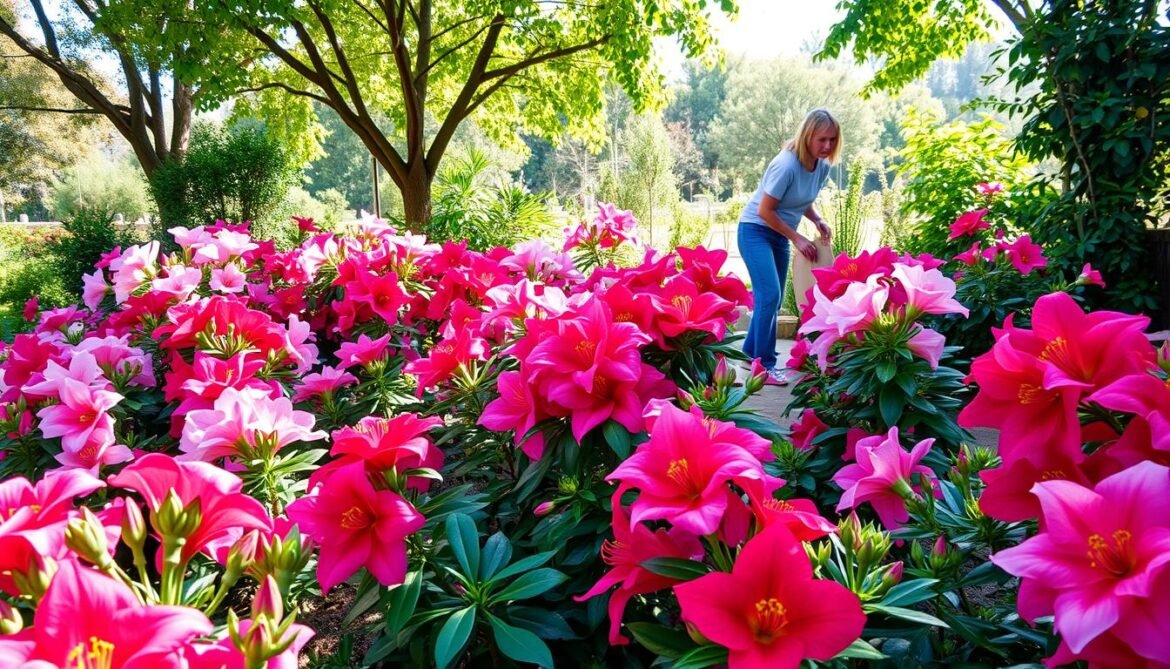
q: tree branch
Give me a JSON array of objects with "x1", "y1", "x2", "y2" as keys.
[
  {"x1": 234, "y1": 82, "x2": 332, "y2": 105},
  {"x1": 0, "y1": 105, "x2": 106, "y2": 114},
  {"x1": 416, "y1": 21, "x2": 491, "y2": 84},
  {"x1": 481, "y1": 36, "x2": 607, "y2": 81},
  {"x1": 426, "y1": 14, "x2": 505, "y2": 171}
]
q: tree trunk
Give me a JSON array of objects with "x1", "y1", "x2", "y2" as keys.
[{"x1": 400, "y1": 164, "x2": 434, "y2": 229}]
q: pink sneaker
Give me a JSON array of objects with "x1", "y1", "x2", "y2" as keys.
[{"x1": 764, "y1": 367, "x2": 790, "y2": 386}]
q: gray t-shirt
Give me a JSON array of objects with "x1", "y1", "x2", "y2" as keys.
[{"x1": 739, "y1": 150, "x2": 831, "y2": 229}]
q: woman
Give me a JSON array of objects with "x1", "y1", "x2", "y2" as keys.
[{"x1": 737, "y1": 108, "x2": 840, "y2": 384}]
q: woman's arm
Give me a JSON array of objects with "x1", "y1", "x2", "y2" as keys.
[
  {"x1": 759, "y1": 194, "x2": 818, "y2": 261},
  {"x1": 804, "y1": 205, "x2": 831, "y2": 242}
]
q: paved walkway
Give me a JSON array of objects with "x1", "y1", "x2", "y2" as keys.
[{"x1": 738, "y1": 338, "x2": 999, "y2": 449}]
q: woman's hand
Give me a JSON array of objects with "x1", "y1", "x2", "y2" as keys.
[
  {"x1": 813, "y1": 219, "x2": 832, "y2": 243},
  {"x1": 792, "y1": 234, "x2": 818, "y2": 261}
]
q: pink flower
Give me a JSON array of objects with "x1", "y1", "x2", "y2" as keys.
[
  {"x1": 0, "y1": 560, "x2": 213, "y2": 668},
  {"x1": 953, "y1": 241, "x2": 983, "y2": 266},
  {"x1": 210, "y1": 263, "x2": 248, "y2": 293},
  {"x1": 834, "y1": 427, "x2": 935, "y2": 531},
  {"x1": 749, "y1": 495, "x2": 837, "y2": 542},
  {"x1": 606, "y1": 403, "x2": 783, "y2": 535},
  {"x1": 975, "y1": 181, "x2": 1004, "y2": 196},
  {"x1": 948, "y1": 209, "x2": 990, "y2": 240},
  {"x1": 186, "y1": 619, "x2": 314, "y2": 669},
  {"x1": 292, "y1": 215, "x2": 319, "y2": 232},
  {"x1": 292, "y1": 365, "x2": 358, "y2": 402},
  {"x1": 286, "y1": 461, "x2": 424, "y2": 593},
  {"x1": 1091, "y1": 370, "x2": 1170, "y2": 455},
  {"x1": 1003, "y1": 235, "x2": 1048, "y2": 274},
  {"x1": 478, "y1": 371, "x2": 549, "y2": 459},
  {"x1": 907, "y1": 326, "x2": 947, "y2": 369},
  {"x1": 890, "y1": 263, "x2": 969, "y2": 318},
  {"x1": 811, "y1": 248, "x2": 897, "y2": 300},
  {"x1": 309, "y1": 413, "x2": 443, "y2": 491},
  {"x1": 179, "y1": 387, "x2": 326, "y2": 462},
  {"x1": 110, "y1": 454, "x2": 273, "y2": 564},
  {"x1": 674, "y1": 524, "x2": 866, "y2": 669},
  {"x1": 151, "y1": 264, "x2": 203, "y2": 300},
  {"x1": 81, "y1": 270, "x2": 111, "y2": 311},
  {"x1": 404, "y1": 327, "x2": 488, "y2": 393},
  {"x1": 991, "y1": 462, "x2": 1170, "y2": 656},
  {"x1": 109, "y1": 241, "x2": 160, "y2": 303},
  {"x1": 336, "y1": 333, "x2": 393, "y2": 369},
  {"x1": 22, "y1": 350, "x2": 107, "y2": 400},
  {"x1": 22, "y1": 296, "x2": 38, "y2": 322},
  {"x1": 1078, "y1": 263, "x2": 1106, "y2": 288},
  {"x1": 575, "y1": 504, "x2": 703, "y2": 645},
  {"x1": 35, "y1": 378, "x2": 127, "y2": 468},
  {"x1": 788, "y1": 409, "x2": 828, "y2": 450}
]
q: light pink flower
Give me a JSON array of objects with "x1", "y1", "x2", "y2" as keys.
[
  {"x1": 109, "y1": 241, "x2": 160, "y2": 303},
  {"x1": 179, "y1": 387, "x2": 327, "y2": 462},
  {"x1": 890, "y1": 262, "x2": 969, "y2": 318},
  {"x1": 210, "y1": 263, "x2": 248, "y2": 293},
  {"x1": 35, "y1": 377, "x2": 122, "y2": 456},
  {"x1": 152, "y1": 264, "x2": 203, "y2": 300},
  {"x1": 293, "y1": 365, "x2": 358, "y2": 402},
  {"x1": 81, "y1": 270, "x2": 111, "y2": 311},
  {"x1": 907, "y1": 326, "x2": 947, "y2": 368},
  {"x1": 976, "y1": 181, "x2": 1005, "y2": 196}
]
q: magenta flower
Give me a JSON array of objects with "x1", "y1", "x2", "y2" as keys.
[
  {"x1": 1077, "y1": 262, "x2": 1106, "y2": 288},
  {"x1": 991, "y1": 462, "x2": 1170, "y2": 656},
  {"x1": 309, "y1": 413, "x2": 444, "y2": 491},
  {"x1": 954, "y1": 241, "x2": 983, "y2": 266},
  {"x1": 1003, "y1": 235, "x2": 1048, "y2": 274},
  {"x1": 110, "y1": 454, "x2": 272, "y2": 564},
  {"x1": 606, "y1": 403, "x2": 782, "y2": 535},
  {"x1": 948, "y1": 209, "x2": 990, "y2": 240},
  {"x1": 286, "y1": 461, "x2": 424, "y2": 593},
  {"x1": 336, "y1": 333, "x2": 393, "y2": 369},
  {"x1": 0, "y1": 560, "x2": 213, "y2": 668},
  {"x1": 292, "y1": 365, "x2": 359, "y2": 402},
  {"x1": 788, "y1": 409, "x2": 828, "y2": 451},
  {"x1": 185, "y1": 618, "x2": 315, "y2": 669},
  {"x1": 575, "y1": 504, "x2": 703, "y2": 645},
  {"x1": 404, "y1": 327, "x2": 488, "y2": 392},
  {"x1": 975, "y1": 181, "x2": 1005, "y2": 196},
  {"x1": 478, "y1": 370, "x2": 549, "y2": 459},
  {"x1": 834, "y1": 427, "x2": 935, "y2": 531},
  {"x1": 1092, "y1": 371, "x2": 1170, "y2": 454},
  {"x1": 674, "y1": 524, "x2": 866, "y2": 669}
]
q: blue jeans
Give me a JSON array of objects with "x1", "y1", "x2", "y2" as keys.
[{"x1": 737, "y1": 222, "x2": 790, "y2": 370}]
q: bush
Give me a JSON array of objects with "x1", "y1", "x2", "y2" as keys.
[
  {"x1": 49, "y1": 156, "x2": 153, "y2": 222},
  {"x1": 150, "y1": 121, "x2": 297, "y2": 229},
  {"x1": 895, "y1": 109, "x2": 1042, "y2": 257},
  {"x1": 668, "y1": 201, "x2": 711, "y2": 249},
  {"x1": 421, "y1": 150, "x2": 556, "y2": 250},
  {"x1": 49, "y1": 208, "x2": 142, "y2": 290}
]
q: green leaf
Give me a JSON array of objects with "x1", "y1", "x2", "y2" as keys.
[
  {"x1": 383, "y1": 570, "x2": 423, "y2": 639},
  {"x1": 507, "y1": 606, "x2": 577, "y2": 640},
  {"x1": 602, "y1": 420, "x2": 633, "y2": 459},
  {"x1": 671, "y1": 644, "x2": 729, "y2": 669},
  {"x1": 878, "y1": 385, "x2": 904, "y2": 427},
  {"x1": 434, "y1": 606, "x2": 476, "y2": 669},
  {"x1": 445, "y1": 513, "x2": 481, "y2": 579},
  {"x1": 834, "y1": 638, "x2": 887, "y2": 660},
  {"x1": 490, "y1": 568, "x2": 568, "y2": 603},
  {"x1": 866, "y1": 603, "x2": 950, "y2": 628},
  {"x1": 480, "y1": 532, "x2": 512, "y2": 581},
  {"x1": 488, "y1": 614, "x2": 554, "y2": 668},
  {"x1": 342, "y1": 574, "x2": 382, "y2": 626},
  {"x1": 879, "y1": 578, "x2": 939, "y2": 607},
  {"x1": 492, "y1": 551, "x2": 555, "y2": 582},
  {"x1": 639, "y1": 557, "x2": 710, "y2": 581},
  {"x1": 626, "y1": 622, "x2": 694, "y2": 659}
]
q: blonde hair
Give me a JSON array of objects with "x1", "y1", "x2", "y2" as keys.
[{"x1": 784, "y1": 108, "x2": 842, "y2": 167}]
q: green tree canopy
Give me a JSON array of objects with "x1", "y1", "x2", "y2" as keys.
[
  {"x1": 174, "y1": 0, "x2": 737, "y2": 227},
  {"x1": 706, "y1": 58, "x2": 880, "y2": 192}
]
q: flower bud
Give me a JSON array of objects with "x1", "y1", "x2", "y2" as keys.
[
  {"x1": 712, "y1": 357, "x2": 736, "y2": 389},
  {"x1": 252, "y1": 575, "x2": 284, "y2": 623},
  {"x1": 154, "y1": 490, "x2": 202, "y2": 540},
  {"x1": 534, "y1": 501, "x2": 557, "y2": 517},
  {"x1": 1158, "y1": 342, "x2": 1170, "y2": 374},
  {"x1": 13, "y1": 553, "x2": 56, "y2": 602},
  {"x1": 744, "y1": 360, "x2": 767, "y2": 393},
  {"x1": 557, "y1": 476, "x2": 578, "y2": 495},
  {"x1": 0, "y1": 600, "x2": 23, "y2": 634},
  {"x1": 121, "y1": 501, "x2": 147, "y2": 552},
  {"x1": 65, "y1": 508, "x2": 115, "y2": 572},
  {"x1": 676, "y1": 390, "x2": 696, "y2": 410}
]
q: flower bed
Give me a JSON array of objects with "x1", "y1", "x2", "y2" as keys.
[{"x1": 0, "y1": 203, "x2": 1165, "y2": 668}]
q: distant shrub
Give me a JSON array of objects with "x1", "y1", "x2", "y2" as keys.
[{"x1": 49, "y1": 156, "x2": 153, "y2": 222}]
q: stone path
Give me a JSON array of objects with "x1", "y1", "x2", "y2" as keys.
[{"x1": 739, "y1": 338, "x2": 1000, "y2": 449}]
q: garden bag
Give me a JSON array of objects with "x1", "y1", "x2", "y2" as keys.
[{"x1": 791, "y1": 237, "x2": 834, "y2": 312}]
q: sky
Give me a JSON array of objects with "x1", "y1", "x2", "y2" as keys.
[{"x1": 659, "y1": 0, "x2": 845, "y2": 80}]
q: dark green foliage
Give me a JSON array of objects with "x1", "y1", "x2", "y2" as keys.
[
  {"x1": 419, "y1": 150, "x2": 556, "y2": 251},
  {"x1": 49, "y1": 208, "x2": 141, "y2": 292},
  {"x1": 995, "y1": 0, "x2": 1170, "y2": 313},
  {"x1": 150, "y1": 121, "x2": 297, "y2": 228}
]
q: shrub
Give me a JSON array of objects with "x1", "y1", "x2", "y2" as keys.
[
  {"x1": 49, "y1": 208, "x2": 141, "y2": 290},
  {"x1": 150, "y1": 121, "x2": 297, "y2": 229},
  {"x1": 667, "y1": 200, "x2": 711, "y2": 249},
  {"x1": 49, "y1": 156, "x2": 153, "y2": 222}
]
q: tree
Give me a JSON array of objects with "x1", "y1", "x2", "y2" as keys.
[
  {"x1": 0, "y1": 0, "x2": 236, "y2": 180},
  {"x1": 706, "y1": 58, "x2": 880, "y2": 192},
  {"x1": 818, "y1": 0, "x2": 1029, "y2": 95},
  {"x1": 182, "y1": 0, "x2": 737, "y2": 227},
  {"x1": 0, "y1": 21, "x2": 103, "y2": 221}
]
